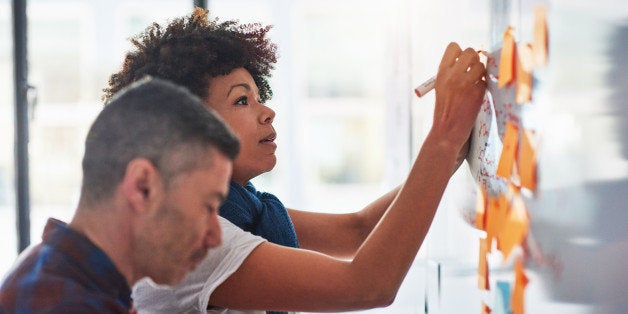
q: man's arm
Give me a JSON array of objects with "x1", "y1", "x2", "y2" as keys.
[{"x1": 210, "y1": 43, "x2": 486, "y2": 312}]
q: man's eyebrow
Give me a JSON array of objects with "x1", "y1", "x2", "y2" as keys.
[
  {"x1": 209, "y1": 191, "x2": 227, "y2": 204},
  {"x1": 218, "y1": 192, "x2": 227, "y2": 203},
  {"x1": 227, "y1": 83, "x2": 251, "y2": 97}
]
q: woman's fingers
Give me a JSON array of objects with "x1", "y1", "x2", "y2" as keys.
[{"x1": 438, "y1": 42, "x2": 463, "y2": 71}]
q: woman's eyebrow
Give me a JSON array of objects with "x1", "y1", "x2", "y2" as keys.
[{"x1": 227, "y1": 83, "x2": 251, "y2": 97}]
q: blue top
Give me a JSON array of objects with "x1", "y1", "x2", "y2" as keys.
[
  {"x1": 0, "y1": 218, "x2": 132, "y2": 313},
  {"x1": 220, "y1": 181, "x2": 299, "y2": 249},
  {"x1": 219, "y1": 181, "x2": 298, "y2": 314}
]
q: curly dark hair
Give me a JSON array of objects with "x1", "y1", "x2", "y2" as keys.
[{"x1": 103, "y1": 7, "x2": 277, "y2": 103}]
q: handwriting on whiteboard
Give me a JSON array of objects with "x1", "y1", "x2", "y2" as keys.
[{"x1": 466, "y1": 48, "x2": 524, "y2": 198}]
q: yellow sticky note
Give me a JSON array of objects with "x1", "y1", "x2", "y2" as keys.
[
  {"x1": 497, "y1": 122, "x2": 519, "y2": 179},
  {"x1": 533, "y1": 5, "x2": 549, "y2": 67},
  {"x1": 478, "y1": 238, "x2": 490, "y2": 290},
  {"x1": 518, "y1": 129, "x2": 537, "y2": 191},
  {"x1": 511, "y1": 258, "x2": 529, "y2": 314},
  {"x1": 498, "y1": 27, "x2": 516, "y2": 88}
]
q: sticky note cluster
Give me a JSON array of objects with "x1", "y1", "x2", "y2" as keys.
[
  {"x1": 474, "y1": 5, "x2": 548, "y2": 314},
  {"x1": 496, "y1": 5, "x2": 548, "y2": 105}
]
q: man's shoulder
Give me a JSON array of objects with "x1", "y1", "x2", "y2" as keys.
[
  {"x1": 1, "y1": 241, "x2": 77, "y2": 285},
  {"x1": 0, "y1": 244, "x2": 129, "y2": 313},
  {"x1": 1, "y1": 270, "x2": 129, "y2": 313},
  {"x1": 1, "y1": 265, "x2": 104, "y2": 312}
]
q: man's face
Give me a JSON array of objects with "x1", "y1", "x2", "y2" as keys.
[{"x1": 136, "y1": 151, "x2": 232, "y2": 285}]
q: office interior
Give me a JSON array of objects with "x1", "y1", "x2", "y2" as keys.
[{"x1": 1, "y1": 0, "x2": 627, "y2": 313}]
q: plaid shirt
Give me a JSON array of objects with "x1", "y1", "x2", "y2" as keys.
[{"x1": 0, "y1": 218, "x2": 133, "y2": 313}]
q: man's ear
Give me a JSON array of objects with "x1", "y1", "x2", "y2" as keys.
[{"x1": 120, "y1": 158, "x2": 163, "y2": 213}]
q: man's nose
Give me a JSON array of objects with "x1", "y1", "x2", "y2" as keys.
[{"x1": 204, "y1": 214, "x2": 222, "y2": 248}]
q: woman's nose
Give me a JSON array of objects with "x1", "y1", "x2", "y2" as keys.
[{"x1": 260, "y1": 105, "x2": 275, "y2": 124}]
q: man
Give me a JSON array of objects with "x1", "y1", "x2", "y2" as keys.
[{"x1": 0, "y1": 78, "x2": 240, "y2": 313}]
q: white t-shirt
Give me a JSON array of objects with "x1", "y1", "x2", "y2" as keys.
[{"x1": 132, "y1": 217, "x2": 266, "y2": 314}]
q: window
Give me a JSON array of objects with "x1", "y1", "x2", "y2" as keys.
[
  {"x1": 7, "y1": 0, "x2": 193, "y2": 272},
  {"x1": 212, "y1": 0, "x2": 391, "y2": 213}
]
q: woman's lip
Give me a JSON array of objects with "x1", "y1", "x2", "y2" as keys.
[
  {"x1": 260, "y1": 133, "x2": 277, "y2": 143},
  {"x1": 261, "y1": 140, "x2": 277, "y2": 148}
]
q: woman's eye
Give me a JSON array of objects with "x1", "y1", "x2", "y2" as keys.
[{"x1": 235, "y1": 96, "x2": 248, "y2": 105}]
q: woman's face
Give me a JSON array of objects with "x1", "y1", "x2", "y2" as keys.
[{"x1": 204, "y1": 68, "x2": 277, "y2": 184}]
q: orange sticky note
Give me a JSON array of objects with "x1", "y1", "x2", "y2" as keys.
[
  {"x1": 518, "y1": 129, "x2": 537, "y2": 191},
  {"x1": 476, "y1": 186, "x2": 488, "y2": 230},
  {"x1": 511, "y1": 258, "x2": 529, "y2": 314},
  {"x1": 494, "y1": 193, "x2": 510, "y2": 252},
  {"x1": 533, "y1": 5, "x2": 549, "y2": 67},
  {"x1": 486, "y1": 193, "x2": 508, "y2": 252},
  {"x1": 482, "y1": 302, "x2": 492, "y2": 314},
  {"x1": 497, "y1": 194, "x2": 529, "y2": 260},
  {"x1": 478, "y1": 238, "x2": 490, "y2": 290},
  {"x1": 516, "y1": 44, "x2": 533, "y2": 104},
  {"x1": 485, "y1": 197, "x2": 498, "y2": 251},
  {"x1": 497, "y1": 122, "x2": 519, "y2": 179},
  {"x1": 498, "y1": 27, "x2": 516, "y2": 88},
  {"x1": 497, "y1": 193, "x2": 509, "y2": 230}
]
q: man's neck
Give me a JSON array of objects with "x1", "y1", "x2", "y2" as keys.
[{"x1": 70, "y1": 200, "x2": 137, "y2": 286}]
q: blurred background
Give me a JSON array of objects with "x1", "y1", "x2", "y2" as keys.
[{"x1": 1, "y1": 0, "x2": 627, "y2": 313}]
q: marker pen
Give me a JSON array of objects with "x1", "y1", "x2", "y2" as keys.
[
  {"x1": 414, "y1": 50, "x2": 488, "y2": 98},
  {"x1": 414, "y1": 75, "x2": 436, "y2": 98}
]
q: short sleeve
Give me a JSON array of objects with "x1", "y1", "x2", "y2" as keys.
[{"x1": 132, "y1": 217, "x2": 266, "y2": 313}]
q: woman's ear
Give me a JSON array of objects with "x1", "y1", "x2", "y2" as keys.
[{"x1": 120, "y1": 158, "x2": 164, "y2": 213}]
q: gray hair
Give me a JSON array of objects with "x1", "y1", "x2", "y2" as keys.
[{"x1": 80, "y1": 77, "x2": 239, "y2": 204}]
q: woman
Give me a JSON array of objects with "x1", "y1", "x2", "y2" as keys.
[
  {"x1": 105, "y1": 7, "x2": 400, "y2": 260},
  {"x1": 104, "y1": 8, "x2": 485, "y2": 313}
]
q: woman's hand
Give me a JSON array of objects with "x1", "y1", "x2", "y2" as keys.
[{"x1": 431, "y1": 43, "x2": 487, "y2": 153}]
